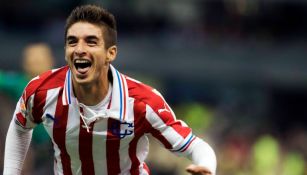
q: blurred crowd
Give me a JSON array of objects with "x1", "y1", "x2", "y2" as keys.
[
  {"x1": 1, "y1": 0, "x2": 307, "y2": 175},
  {"x1": 145, "y1": 101, "x2": 307, "y2": 175},
  {"x1": 0, "y1": 43, "x2": 54, "y2": 175}
]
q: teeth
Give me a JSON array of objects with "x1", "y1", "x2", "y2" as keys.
[
  {"x1": 74, "y1": 59, "x2": 92, "y2": 70},
  {"x1": 75, "y1": 59, "x2": 90, "y2": 64}
]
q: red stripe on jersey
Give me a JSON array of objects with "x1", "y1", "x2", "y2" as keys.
[
  {"x1": 120, "y1": 74, "x2": 127, "y2": 120},
  {"x1": 106, "y1": 118, "x2": 121, "y2": 175},
  {"x1": 16, "y1": 112, "x2": 26, "y2": 127},
  {"x1": 32, "y1": 90, "x2": 47, "y2": 123},
  {"x1": 129, "y1": 100, "x2": 151, "y2": 175},
  {"x1": 53, "y1": 88, "x2": 72, "y2": 175},
  {"x1": 143, "y1": 163, "x2": 150, "y2": 175},
  {"x1": 79, "y1": 108, "x2": 95, "y2": 175},
  {"x1": 167, "y1": 120, "x2": 191, "y2": 139},
  {"x1": 129, "y1": 137, "x2": 141, "y2": 175},
  {"x1": 39, "y1": 68, "x2": 68, "y2": 95},
  {"x1": 24, "y1": 67, "x2": 68, "y2": 108},
  {"x1": 24, "y1": 70, "x2": 53, "y2": 105},
  {"x1": 107, "y1": 95, "x2": 112, "y2": 109}
]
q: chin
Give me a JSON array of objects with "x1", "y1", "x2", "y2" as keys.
[
  {"x1": 75, "y1": 79, "x2": 90, "y2": 85},
  {"x1": 73, "y1": 75, "x2": 93, "y2": 85}
]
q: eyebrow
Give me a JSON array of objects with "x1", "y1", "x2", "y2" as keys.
[
  {"x1": 85, "y1": 35, "x2": 99, "y2": 41},
  {"x1": 66, "y1": 36, "x2": 77, "y2": 42},
  {"x1": 66, "y1": 35, "x2": 99, "y2": 42}
]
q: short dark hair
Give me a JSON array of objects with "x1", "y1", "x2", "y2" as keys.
[{"x1": 65, "y1": 4, "x2": 117, "y2": 49}]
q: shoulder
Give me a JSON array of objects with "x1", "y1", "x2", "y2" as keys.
[
  {"x1": 125, "y1": 75, "x2": 165, "y2": 110},
  {"x1": 23, "y1": 66, "x2": 68, "y2": 103}
]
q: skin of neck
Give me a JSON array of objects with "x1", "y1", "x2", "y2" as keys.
[{"x1": 72, "y1": 67, "x2": 110, "y2": 106}]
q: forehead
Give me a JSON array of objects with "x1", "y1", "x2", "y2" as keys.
[{"x1": 67, "y1": 22, "x2": 103, "y2": 38}]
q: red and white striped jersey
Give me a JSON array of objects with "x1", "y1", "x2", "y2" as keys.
[{"x1": 13, "y1": 65, "x2": 199, "y2": 175}]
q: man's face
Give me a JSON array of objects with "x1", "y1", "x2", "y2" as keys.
[{"x1": 65, "y1": 21, "x2": 116, "y2": 85}]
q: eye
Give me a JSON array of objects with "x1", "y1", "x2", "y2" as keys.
[
  {"x1": 67, "y1": 41, "x2": 77, "y2": 46},
  {"x1": 66, "y1": 37, "x2": 77, "y2": 46},
  {"x1": 87, "y1": 40, "x2": 97, "y2": 46},
  {"x1": 85, "y1": 36, "x2": 99, "y2": 46}
]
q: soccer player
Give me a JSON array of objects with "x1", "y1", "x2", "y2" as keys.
[{"x1": 3, "y1": 4, "x2": 216, "y2": 175}]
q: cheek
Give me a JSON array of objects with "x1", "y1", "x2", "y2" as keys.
[
  {"x1": 95, "y1": 53, "x2": 108, "y2": 65},
  {"x1": 64, "y1": 51, "x2": 72, "y2": 62}
]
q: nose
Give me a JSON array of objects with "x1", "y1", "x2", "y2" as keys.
[{"x1": 74, "y1": 42, "x2": 86, "y2": 57}]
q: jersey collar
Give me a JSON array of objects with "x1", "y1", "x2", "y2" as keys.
[{"x1": 62, "y1": 64, "x2": 129, "y2": 121}]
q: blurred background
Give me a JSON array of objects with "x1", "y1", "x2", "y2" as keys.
[{"x1": 0, "y1": 0, "x2": 307, "y2": 174}]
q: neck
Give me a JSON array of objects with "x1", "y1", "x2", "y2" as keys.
[{"x1": 73, "y1": 74, "x2": 110, "y2": 106}]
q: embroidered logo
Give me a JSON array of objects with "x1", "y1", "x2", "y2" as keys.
[{"x1": 110, "y1": 121, "x2": 134, "y2": 139}]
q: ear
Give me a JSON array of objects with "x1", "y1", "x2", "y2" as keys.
[{"x1": 106, "y1": 45, "x2": 117, "y2": 63}]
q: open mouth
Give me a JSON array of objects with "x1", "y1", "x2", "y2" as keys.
[{"x1": 74, "y1": 59, "x2": 92, "y2": 74}]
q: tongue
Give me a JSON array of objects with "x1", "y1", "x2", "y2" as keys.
[{"x1": 77, "y1": 66, "x2": 90, "y2": 74}]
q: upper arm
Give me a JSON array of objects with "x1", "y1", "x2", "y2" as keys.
[{"x1": 143, "y1": 90, "x2": 195, "y2": 155}]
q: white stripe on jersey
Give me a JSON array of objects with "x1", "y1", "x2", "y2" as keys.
[
  {"x1": 43, "y1": 88, "x2": 63, "y2": 174},
  {"x1": 136, "y1": 136, "x2": 150, "y2": 175},
  {"x1": 40, "y1": 87, "x2": 63, "y2": 174},
  {"x1": 65, "y1": 102, "x2": 82, "y2": 174},
  {"x1": 92, "y1": 120, "x2": 108, "y2": 175},
  {"x1": 53, "y1": 144, "x2": 63, "y2": 175},
  {"x1": 42, "y1": 87, "x2": 61, "y2": 136},
  {"x1": 118, "y1": 98, "x2": 135, "y2": 174}
]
